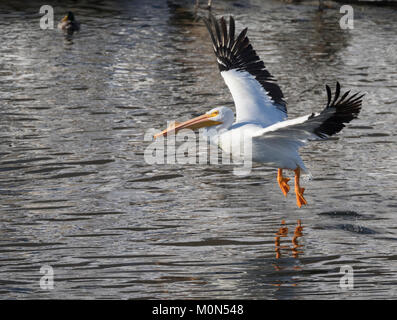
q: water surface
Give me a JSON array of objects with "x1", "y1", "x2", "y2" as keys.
[{"x1": 0, "y1": 0, "x2": 397, "y2": 299}]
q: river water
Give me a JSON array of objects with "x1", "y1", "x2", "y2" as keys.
[{"x1": 0, "y1": 0, "x2": 396, "y2": 299}]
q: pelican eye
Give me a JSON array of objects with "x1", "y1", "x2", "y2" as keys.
[{"x1": 210, "y1": 110, "x2": 219, "y2": 118}]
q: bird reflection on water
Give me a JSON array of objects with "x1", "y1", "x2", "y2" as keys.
[{"x1": 274, "y1": 220, "x2": 304, "y2": 260}]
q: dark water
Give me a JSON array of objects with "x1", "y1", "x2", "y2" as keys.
[{"x1": 0, "y1": 0, "x2": 396, "y2": 299}]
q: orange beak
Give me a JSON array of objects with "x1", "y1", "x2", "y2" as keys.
[{"x1": 154, "y1": 113, "x2": 222, "y2": 139}]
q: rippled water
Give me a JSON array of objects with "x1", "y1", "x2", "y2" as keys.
[{"x1": 0, "y1": 0, "x2": 396, "y2": 299}]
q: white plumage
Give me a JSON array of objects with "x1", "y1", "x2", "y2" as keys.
[
  {"x1": 155, "y1": 14, "x2": 364, "y2": 208},
  {"x1": 221, "y1": 69, "x2": 287, "y2": 125}
]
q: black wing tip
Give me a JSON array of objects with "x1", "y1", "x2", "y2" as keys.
[
  {"x1": 316, "y1": 82, "x2": 364, "y2": 138},
  {"x1": 202, "y1": 13, "x2": 286, "y2": 108},
  {"x1": 201, "y1": 13, "x2": 230, "y2": 30},
  {"x1": 325, "y1": 85, "x2": 332, "y2": 107},
  {"x1": 326, "y1": 82, "x2": 364, "y2": 108}
]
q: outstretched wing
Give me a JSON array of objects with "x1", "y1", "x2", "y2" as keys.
[
  {"x1": 203, "y1": 14, "x2": 287, "y2": 127},
  {"x1": 253, "y1": 82, "x2": 364, "y2": 146}
]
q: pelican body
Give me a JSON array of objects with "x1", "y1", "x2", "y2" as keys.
[{"x1": 155, "y1": 14, "x2": 364, "y2": 208}]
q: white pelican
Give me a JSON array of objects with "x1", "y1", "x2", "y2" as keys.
[{"x1": 154, "y1": 14, "x2": 364, "y2": 208}]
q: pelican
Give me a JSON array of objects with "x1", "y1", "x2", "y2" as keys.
[{"x1": 154, "y1": 14, "x2": 364, "y2": 208}]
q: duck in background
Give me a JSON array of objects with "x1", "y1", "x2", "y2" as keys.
[{"x1": 58, "y1": 11, "x2": 80, "y2": 35}]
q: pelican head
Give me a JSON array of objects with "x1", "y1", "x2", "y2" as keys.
[{"x1": 154, "y1": 106, "x2": 234, "y2": 139}]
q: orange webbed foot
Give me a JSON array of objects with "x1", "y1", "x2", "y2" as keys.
[
  {"x1": 295, "y1": 187, "x2": 307, "y2": 208},
  {"x1": 294, "y1": 168, "x2": 308, "y2": 208},
  {"x1": 278, "y1": 177, "x2": 290, "y2": 197},
  {"x1": 277, "y1": 169, "x2": 290, "y2": 197}
]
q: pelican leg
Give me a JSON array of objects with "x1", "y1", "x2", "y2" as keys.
[
  {"x1": 294, "y1": 167, "x2": 307, "y2": 208},
  {"x1": 277, "y1": 169, "x2": 290, "y2": 197}
]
